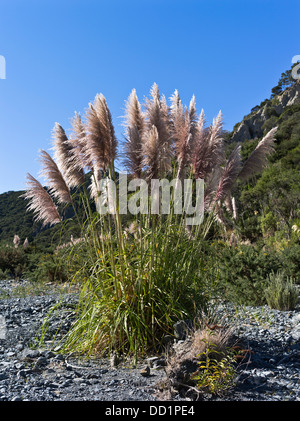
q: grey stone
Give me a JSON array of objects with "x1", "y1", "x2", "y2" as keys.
[
  {"x1": 34, "y1": 356, "x2": 48, "y2": 368},
  {"x1": 174, "y1": 319, "x2": 192, "y2": 340},
  {"x1": 21, "y1": 349, "x2": 40, "y2": 361},
  {"x1": 140, "y1": 366, "x2": 150, "y2": 377},
  {"x1": 11, "y1": 396, "x2": 22, "y2": 401},
  {"x1": 0, "y1": 373, "x2": 9, "y2": 381}
]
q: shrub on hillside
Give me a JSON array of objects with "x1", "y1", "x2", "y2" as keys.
[
  {"x1": 210, "y1": 242, "x2": 300, "y2": 306},
  {"x1": 265, "y1": 271, "x2": 299, "y2": 311},
  {"x1": 0, "y1": 246, "x2": 28, "y2": 280}
]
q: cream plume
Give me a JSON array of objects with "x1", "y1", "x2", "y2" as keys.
[
  {"x1": 143, "y1": 83, "x2": 172, "y2": 176},
  {"x1": 238, "y1": 127, "x2": 277, "y2": 181},
  {"x1": 52, "y1": 122, "x2": 85, "y2": 188},
  {"x1": 70, "y1": 111, "x2": 92, "y2": 171},
  {"x1": 192, "y1": 110, "x2": 224, "y2": 180},
  {"x1": 39, "y1": 149, "x2": 72, "y2": 204},
  {"x1": 142, "y1": 125, "x2": 160, "y2": 181},
  {"x1": 214, "y1": 145, "x2": 242, "y2": 203},
  {"x1": 23, "y1": 173, "x2": 62, "y2": 226},
  {"x1": 123, "y1": 89, "x2": 144, "y2": 178},
  {"x1": 85, "y1": 94, "x2": 118, "y2": 173}
]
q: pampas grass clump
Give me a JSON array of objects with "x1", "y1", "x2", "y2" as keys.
[{"x1": 23, "y1": 84, "x2": 277, "y2": 359}]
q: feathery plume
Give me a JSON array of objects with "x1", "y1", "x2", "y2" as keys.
[
  {"x1": 238, "y1": 127, "x2": 277, "y2": 181},
  {"x1": 94, "y1": 93, "x2": 118, "y2": 166},
  {"x1": 123, "y1": 89, "x2": 145, "y2": 178},
  {"x1": 192, "y1": 109, "x2": 209, "y2": 179},
  {"x1": 197, "y1": 108, "x2": 205, "y2": 132},
  {"x1": 23, "y1": 173, "x2": 61, "y2": 226},
  {"x1": 89, "y1": 170, "x2": 102, "y2": 202},
  {"x1": 13, "y1": 234, "x2": 20, "y2": 248},
  {"x1": 192, "y1": 110, "x2": 224, "y2": 180},
  {"x1": 142, "y1": 125, "x2": 160, "y2": 181},
  {"x1": 189, "y1": 94, "x2": 197, "y2": 122},
  {"x1": 123, "y1": 125, "x2": 144, "y2": 178},
  {"x1": 85, "y1": 94, "x2": 118, "y2": 173},
  {"x1": 39, "y1": 149, "x2": 72, "y2": 204},
  {"x1": 143, "y1": 83, "x2": 172, "y2": 176},
  {"x1": 70, "y1": 112, "x2": 92, "y2": 171},
  {"x1": 85, "y1": 103, "x2": 105, "y2": 173},
  {"x1": 214, "y1": 145, "x2": 242, "y2": 203},
  {"x1": 208, "y1": 110, "x2": 225, "y2": 166},
  {"x1": 52, "y1": 122, "x2": 85, "y2": 188},
  {"x1": 52, "y1": 123, "x2": 71, "y2": 175},
  {"x1": 23, "y1": 238, "x2": 29, "y2": 249},
  {"x1": 124, "y1": 89, "x2": 144, "y2": 133},
  {"x1": 203, "y1": 165, "x2": 222, "y2": 210},
  {"x1": 172, "y1": 105, "x2": 193, "y2": 180},
  {"x1": 170, "y1": 89, "x2": 184, "y2": 144},
  {"x1": 188, "y1": 94, "x2": 198, "y2": 138},
  {"x1": 170, "y1": 90, "x2": 183, "y2": 118}
]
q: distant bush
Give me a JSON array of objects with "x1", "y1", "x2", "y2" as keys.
[
  {"x1": 25, "y1": 247, "x2": 76, "y2": 284},
  {"x1": 265, "y1": 271, "x2": 299, "y2": 311},
  {"x1": 0, "y1": 246, "x2": 28, "y2": 280},
  {"x1": 211, "y1": 243, "x2": 279, "y2": 305},
  {"x1": 0, "y1": 268, "x2": 10, "y2": 281},
  {"x1": 209, "y1": 242, "x2": 300, "y2": 306}
]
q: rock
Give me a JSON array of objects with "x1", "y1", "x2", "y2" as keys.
[
  {"x1": 147, "y1": 356, "x2": 166, "y2": 369},
  {"x1": 34, "y1": 356, "x2": 48, "y2": 368},
  {"x1": 147, "y1": 357, "x2": 159, "y2": 368},
  {"x1": 17, "y1": 369, "x2": 32, "y2": 378},
  {"x1": 0, "y1": 373, "x2": 9, "y2": 381},
  {"x1": 52, "y1": 354, "x2": 64, "y2": 362},
  {"x1": 41, "y1": 350, "x2": 55, "y2": 359},
  {"x1": 174, "y1": 320, "x2": 192, "y2": 340},
  {"x1": 11, "y1": 396, "x2": 22, "y2": 401},
  {"x1": 140, "y1": 366, "x2": 150, "y2": 377},
  {"x1": 21, "y1": 349, "x2": 40, "y2": 361},
  {"x1": 231, "y1": 80, "x2": 300, "y2": 144},
  {"x1": 162, "y1": 335, "x2": 174, "y2": 347},
  {"x1": 110, "y1": 352, "x2": 119, "y2": 368}
]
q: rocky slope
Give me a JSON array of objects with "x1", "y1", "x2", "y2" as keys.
[{"x1": 230, "y1": 80, "x2": 300, "y2": 143}]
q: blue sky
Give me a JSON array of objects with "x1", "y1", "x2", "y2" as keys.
[{"x1": 0, "y1": 0, "x2": 299, "y2": 194}]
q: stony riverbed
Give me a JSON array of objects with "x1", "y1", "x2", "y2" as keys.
[{"x1": 0, "y1": 279, "x2": 299, "y2": 402}]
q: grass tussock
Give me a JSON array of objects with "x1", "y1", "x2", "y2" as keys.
[
  {"x1": 159, "y1": 323, "x2": 238, "y2": 399},
  {"x1": 22, "y1": 84, "x2": 279, "y2": 360},
  {"x1": 265, "y1": 270, "x2": 299, "y2": 311}
]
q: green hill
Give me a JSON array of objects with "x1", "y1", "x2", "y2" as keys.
[
  {"x1": 226, "y1": 72, "x2": 300, "y2": 244},
  {"x1": 0, "y1": 188, "x2": 83, "y2": 251},
  {"x1": 0, "y1": 190, "x2": 41, "y2": 247}
]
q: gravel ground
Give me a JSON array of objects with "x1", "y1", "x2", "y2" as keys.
[{"x1": 0, "y1": 279, "x2": 299, "y2": 402}]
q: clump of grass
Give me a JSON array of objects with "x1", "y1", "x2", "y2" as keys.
[
  {"x1": 58, "y1": 215, "x2": 212, "y2": 358},
  {"x1": 265, "y1": 271, "x2": 299, "y2": 311},
  {"x1": 23, "y1": 84, "x2": 277, "y2": 360},
  {"x1": 160, "y1": 324, "x2": 237, "y2": 399}
]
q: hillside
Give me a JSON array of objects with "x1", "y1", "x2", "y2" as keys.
[
  {"x1": 0, "y1": 189, "x2": 83, "y2": 251},
  {"x1": 0, "y1": 190, "x2": 40, "y2": 246},
  {"x1": 226, "y1": 72, "x2": 300, "y2": 243}
]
